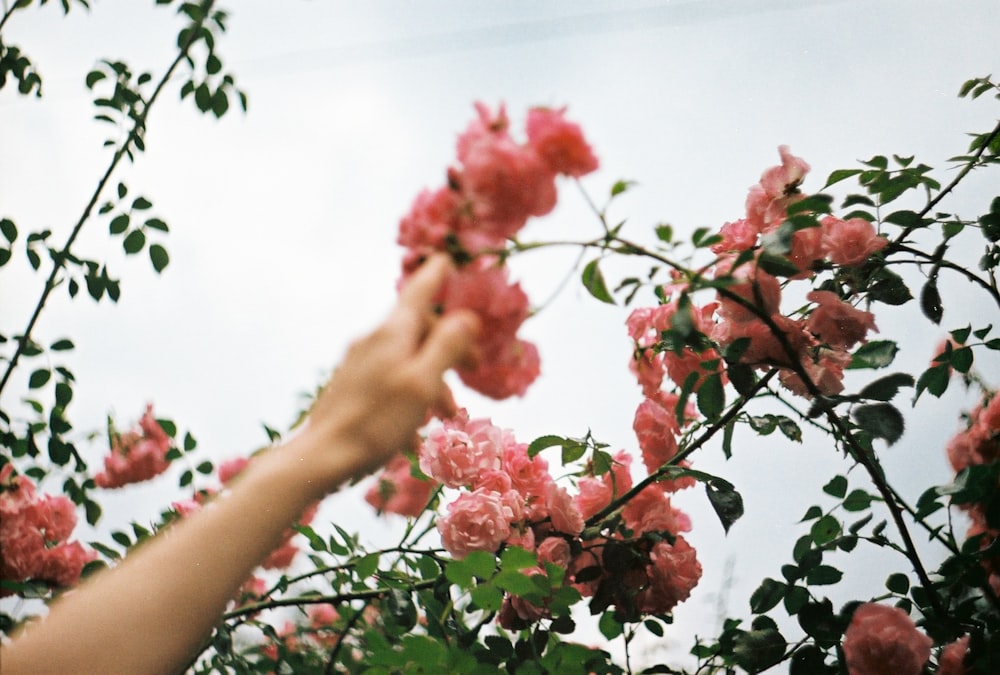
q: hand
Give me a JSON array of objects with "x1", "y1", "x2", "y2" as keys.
[{"x1": 301, "y1": 254, "x2": 479, "y2": 484}]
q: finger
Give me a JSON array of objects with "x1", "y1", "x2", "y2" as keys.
[
  {"x1": 414, "y1": 310, "x2": 480, "y2": 376},
  {"x1": 397, "y1": 253, "x2": 452, "y2": 312}
]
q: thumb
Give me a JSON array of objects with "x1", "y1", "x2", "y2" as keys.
[{"x1": 415, "y1": 311, "x2": 480, "y2": 376}]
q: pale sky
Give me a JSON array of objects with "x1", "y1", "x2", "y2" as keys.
[{"x1": 2, "y1": 0, "x2": 998, "y2": 666}]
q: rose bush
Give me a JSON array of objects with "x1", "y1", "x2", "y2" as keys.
[{"x1": 2, "y1": 2, "x2": 1000, "y2": 673}]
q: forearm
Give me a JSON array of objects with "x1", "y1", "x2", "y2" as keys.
[{"x1": 1, "y1": 426, "x2": 360, "y2": 675}]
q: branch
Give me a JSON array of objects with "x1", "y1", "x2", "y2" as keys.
[{"x1": 0, "y1": 5, "x2": 212, "y2": 401}]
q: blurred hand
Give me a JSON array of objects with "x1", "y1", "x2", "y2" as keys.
[{"x1": 303, "y1": 254, "x2": 479, "y2": 482}]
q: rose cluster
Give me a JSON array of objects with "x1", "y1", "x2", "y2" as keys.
[
  {"x1": 397, "y1": 103, "x2": 599, "y2": 399},
  {"x1": 368, "y1": 408, "x2": 701, "y2": 626},
  {"x1": 94, "y1": 404, "x2": 172, "y2": 489},
  {"x1": 0, "y1": 463, "x2": 96, "y2": 594},
  {"x1": 843, "y1": 603, "x2": 969, "y2": 675},
  {"x1": 628, "y1": 146, "x2": 884, "y2": 404},
  {"x1": 944, "y1": 387, "x2": 1000, "y2": 593}
]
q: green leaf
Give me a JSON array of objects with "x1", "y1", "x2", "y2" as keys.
[
  {"x1": 610, "y1": 179, "x2": 635, "y2": 197},
  {"x1": 581, "y1": 258, "x2": 615, "y2": 304},
  {"x1": 0, "y1": 218, "x2": 17, "y2": 243},
  {"x1": 50, "y1": 338, "x2": 75, "y2": 351},
  {"x1": 501, "y1": 546, "x2": 538, "y2": 571},
  {"x1": 149, "y1": 244, "x2": 169, "y2": 273},
  {"x1": 706, "y1": 480, "x2": 744, "y2": 534},
  {"x1": 122, "y1": 229, "x2": 146, "y2": 254},
  {"x1": 696, "y1": 372, "x2": 724, "y2": 421},
  {"x1": 848, "y1": 340, "x2": 898, "y2": 369},
  {"x1": 109, "y1": 214, "x2": 130, "y2": 234},
  {"x1": 810, "y1": 515, "x2": 840, "y2": 546},
  {"x1": 805, "y1": 565, "x2": 842, "y2": 586},
  {"x1": 469, "y1": 583, "x2": 503, "y2": 611},
  {"x1": 858, "y1": 373, "x2": 914, "y2": 401},
  {"x1": 756, "y1": 251, "x2": 800, "y2": 278},
  {"x1": 598, "y1": 611, "x2": 623, "y2": 640},
  {"x1": 823, "y1": 169, "x2": 863, "y2": 189},
  {"x1": 28, "y1": 369, "x2": 51, "y2": 389},
  {"x1": 868, "y1": 271, "x2": 912, "y2": 306},
  {"x1": 842, "y1": 489, "x2": 873, "y2": 512},
  {"x1": 144, "y1": 217, "x2": 169, "y2": 232},
  {"x1": 527, "y1": 435, "x2": 566, "y2": 458},
  {"x1": 920, "y1": 281, "x2": 943, "y2": 324},
  {"x1": 654, "y1": 223, "x2": 673, "y2": 243},
  {"x1": 852, "y1": 403, "x2": 905, "y2": 445},
  {"x1": 915, "y1": 363, "x2": 950, "y2": 400},
  {"x1": 885, "y1": 573, "x2": 910, "y2": 595},
  {"x1": 776, "y1": 416, "x2": 802, "y2": 442},
  {"x1": 733, "y1": 628, "x2": 786, "y2": 674},
  {"x1": 749, "y1": 578, "x2": 786, "y2": 614},
  {"x1": 132, "y1": 196, "x2": 153, "y2": 210},
  {"x1": 85, "y1": 69, "x2": 106, "y2": 89},
  {"x1": 822, "y1": 475, "x2": 847, "y2": 499}
]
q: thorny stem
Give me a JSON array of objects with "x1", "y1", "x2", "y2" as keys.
[
  {"x1": 573, "y1": 228, "x2": 948, "y2": 617},
  {"x1": 884, "y1": 117, "x2": 1000, "y2": 255},
  {"x1": 0, "y1": 3, "x2": 213, "y2": 402},
  {"x1": 890, "y1": 246, "x2": 1000, "y2": 310}
]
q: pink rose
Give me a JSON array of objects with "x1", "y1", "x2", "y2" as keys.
[
  {"x1": 95, "y1": 404, "x2": 172, "y2": 489},
  {"x1": 365, "y1": 454, "x2": 435, "y2": 518},
  {"x1": 821, "y1": 215, "x2": 888, "y2": 266},
  {"x1": 636, "y1": 536, "x2": 702, "y2": 614},
  {"x1": 537, "y1": 537, "x2": 572, "y2": 568},
  {"x1": 760, "y1": 145, "x2": 810, "y2": 199},
  {"x1": 437, "y1": 489, "x2": 514, "y2": 558},
  {"x1": 419, "y1": 411, "x2": 505, "y2": 488},
  {"x1": 525, "y1": 107, "x2": 599, "y2": 178},
  {"x1": 712, "y1": 218, "x2": 760, "y2": 254},
  {"x1": 622, "y1": 486, "x2": 691, "y2": 536},
  {"x1": 458, "y1": 337, "x2": 541, "y2": 400},
  {"x1": 544, "y1": 483, "x2": 584, "y2": 536},
  {"x1": 575, "y1": 451, "x2": 635, "y2": 520},
  {"x1": 938, "y1": 635, "x2": 970, "y2": 675},
  {"x1": 842, "y1": 603, "x2": 932, "y2": 675},
  {"x1": 806, "y1": 290, "x2": 879, "y2": 349}
]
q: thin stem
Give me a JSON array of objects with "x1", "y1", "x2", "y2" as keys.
[
  {"x1": 0, "y1": 6, "x2": 210, "y2": 402},
  {"x1": 888, "y1": 118, "x2": 1000, "y2": 250},
  {"x1": 890, "y1": 246, "x2": 1000, "y2": 309}
]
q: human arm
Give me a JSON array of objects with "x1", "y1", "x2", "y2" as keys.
[{"x1": 0, "y1": 254, "x2": 478, "y2": 675}]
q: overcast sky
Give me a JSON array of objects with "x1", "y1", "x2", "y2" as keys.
[{"x1": 2, "y1": 0, "x2": 998, "y2": 666}]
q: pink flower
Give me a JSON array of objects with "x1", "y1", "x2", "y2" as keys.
[
  {"x1": 537, "y1": 537, "x2": 572, "y2": 568},
  {"x1": 456, "y1": 106, "x2": 557, "y2": 238},
  {"x1": 821, "y1": 216, "x2": 888, "y2": 266},
  {"x1": 0, "y1": 465, "x2": 95, "y2": 593},
  {"x1": 95, "y1": 404, "x2": 172, "y2": 489},
  {"x1": 806, "y1": 290, "x2": 878, "y2": 349},
  {"x1": 544, "y1": 483, "x2": 584, "y2": 535},
  {"x1": 365, "y1": 454, "x2": 435, "y2": 517},
  {"x1": 938, "y1": 635, "x2": 970, "y2": 675},
  {"x1": 622, "y1": 486, "x2": 691, "y2": 536},
  {"x1": 419, "y1": 411, "x2": 505, "y2": 488},
  {"x1": 501, "y1": 442, "x2": 553, "y2": 506},
  {"x1": 575, "y1": 451, "x2": 634, "y2": 519},
  {"x1": 842, "y1": 603, "x2": 932, "y2": 675},
  {"x1": 712, "y1": 218, "x2": 760, "y2": 254},
  {"x1": 525, "y1": 107, "x2": 599, "y2": 177},
  {"x1": 745, "y1": 146, "x2": 810, "y2": 232},
  {"x1": 778, "y1": 347, "x2": 850, "y2": 399},
  {"x1": 633, "y1": 396, "x2": 697, "y2": 491},
  {"x1": 636, "y1": 536, "x2": 702, "y2": 614},
  {"x1": 760, "y1": 145, "x2": 810, "y2": 199},
  {"x1": 438, "y1": 489, "x2": 514, "y2": 558},
  {"x1": 458, "y1": 337, "x2": 541, "y2": 400},
  {"x1": 787, "y1": 224, "x2": 825, "y2": 277},
  {"x1": 715, "y1": 258, "x2": 782, "y2": 324}
]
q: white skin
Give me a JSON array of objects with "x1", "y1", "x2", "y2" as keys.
[{"x1": 0, "y1": 254, "x2": 479, "y2": 675}]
